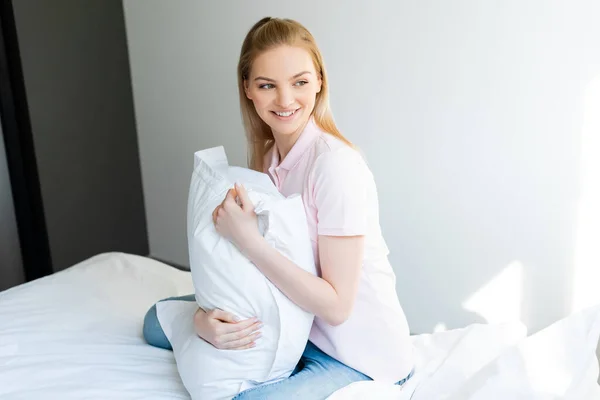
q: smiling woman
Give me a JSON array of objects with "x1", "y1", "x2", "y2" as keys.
[
  {"x1": 143, "y1": 16, "x2": 414, "y2": 400},
  {"x1": 237, "y1": 18, "x2": 353, "y2": 172},
  {"x1": 230, "y1": 17, "x2": 415, "y2": 398}
]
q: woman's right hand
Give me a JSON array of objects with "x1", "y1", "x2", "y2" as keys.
[{"x1": 193, "y1": 308, "x2": 262, "y2": 350}]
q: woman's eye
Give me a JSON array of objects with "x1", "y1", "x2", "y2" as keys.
[
  {"x1": 294, "y1": 80, "x2": 308, "y2": 87},
  {"x1": 259, "y1": 83, "x2": 275, "y2": 90}
]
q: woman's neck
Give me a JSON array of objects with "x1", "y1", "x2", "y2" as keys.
[{"x1": 272, "y1": 118, "x2": 310, "y2": 163}]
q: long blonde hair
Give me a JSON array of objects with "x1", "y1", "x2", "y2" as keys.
[{"x1": 237, "y1": 17, "x2": 353, "y2": 171}]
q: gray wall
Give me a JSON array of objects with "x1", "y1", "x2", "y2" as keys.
[
  {"x1": 0, "y1": 114, "x2": 25, "y2": 291},
  {"x1": 12, "y1": 0, "x2": 148, "y2": 271},
  {"x1": 124, "y1": 0, "x2": 600, "y2": 334}
]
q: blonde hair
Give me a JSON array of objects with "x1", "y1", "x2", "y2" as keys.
[{"x1": 237, "y1": 17, "x2": 353, "y2": 171}]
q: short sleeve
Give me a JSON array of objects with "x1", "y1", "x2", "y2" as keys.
[{"x1": 311, "y1": 148, "x2": 370, "y2": 236}]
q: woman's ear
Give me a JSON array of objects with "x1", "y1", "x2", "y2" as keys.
[
  {"x1": 316, "y1": 76, "x2": 322, "y2": 94},
  {"x1": 244, "y1": 80, "x2": 252, "y2": 100}
]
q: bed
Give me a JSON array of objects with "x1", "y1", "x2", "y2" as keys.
[{"x1": 1, "y1": 253, "x2": 598, "y2": 399}]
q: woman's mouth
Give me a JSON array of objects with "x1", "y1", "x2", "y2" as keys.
[{"x1": 271, "y1": 108, "x2": 300, "y2": 120}]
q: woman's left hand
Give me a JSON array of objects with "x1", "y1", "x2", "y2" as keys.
[{"x1": 213, "y1": 183, "x2": 261, "y2": 252}]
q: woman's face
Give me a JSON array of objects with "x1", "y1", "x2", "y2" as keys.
[{"x1": 245, "y1": 45, "x2": 322, "y2": 138}]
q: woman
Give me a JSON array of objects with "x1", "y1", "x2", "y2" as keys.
[{"x1": 144, "y1": 17, "x2": 414, "y2": 399}]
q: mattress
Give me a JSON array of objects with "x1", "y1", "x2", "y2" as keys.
[{"x1": 1, "y1": 253, "x2": 598, "y2": 399}]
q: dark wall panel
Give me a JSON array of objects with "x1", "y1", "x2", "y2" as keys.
[
  {"x1": 12, "y1": 0, "x2": 148, "y2": 271},
  {"x1": 0, "y1": 114, "x2": 25, "y2": 291}
]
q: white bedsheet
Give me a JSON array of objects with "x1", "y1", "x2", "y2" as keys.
[
  {"x1": 1, "y1": 253, "x2": 599, "y2": 399},
  {"x1": 0, "y1": 253, "x2": 194, "y2": 399}
]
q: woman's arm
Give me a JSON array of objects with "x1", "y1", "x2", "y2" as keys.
[
  {"x1": 244, "y1": 234, "x2": 364, "y2": 326},
  {"x1": 214, "y1": 185, "x2": 364, "y2": 326}
]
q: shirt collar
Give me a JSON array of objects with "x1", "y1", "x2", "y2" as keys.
[{"x1": 269, "y1": 118, "x2": 320, "y2": 172}]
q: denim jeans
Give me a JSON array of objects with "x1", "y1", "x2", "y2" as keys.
[{"x1": 143, "y1": 295, "x2": 413, "y2": 400}]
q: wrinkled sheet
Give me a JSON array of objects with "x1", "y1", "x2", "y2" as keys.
[{"x1": 329, "y1": 305, "x2": 600, "y2": 399}]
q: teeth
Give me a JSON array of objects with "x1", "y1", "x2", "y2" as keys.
[{"x1": 275, "y1": 110, "x2": 296, "y2": 117}]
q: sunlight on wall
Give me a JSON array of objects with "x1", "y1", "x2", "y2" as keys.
[
  {"x1": 462, "y1": 261, "x2": 524, "y2": 325},
  {"x1": 572, "y1": 75, "x2": 600, "y2": 314}
]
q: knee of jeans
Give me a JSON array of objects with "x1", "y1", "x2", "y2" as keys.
[
  {"x1": 142, "y1": 305, "x2": 158, "y2": 342},
  {"x1": 143, "y1": 304, "x2": 171, "y2": 350}
]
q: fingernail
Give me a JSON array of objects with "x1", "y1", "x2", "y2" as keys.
[
  {"x1": 250, "y1": 343, "x2": 256, "y2": 347},
  {"x1": 233, "y1": 316, "x2": 240, "y2": 322},
  {"x1": 258, "y1": 323, "x2": 264, "y2": 329},
  {"x1": 256, "y1": 332, "x2": 262, "y2": 338}
]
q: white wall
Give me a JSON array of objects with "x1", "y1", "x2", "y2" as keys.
[{"x1": 123, "y1": 0, "x2": 600, "y2": 334}]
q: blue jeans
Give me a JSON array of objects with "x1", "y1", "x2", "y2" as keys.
[{"x1": 143, "y1": 295, "x2": 413, "y2": 399}]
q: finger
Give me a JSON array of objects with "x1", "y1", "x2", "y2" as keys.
[
  {"x1": 212, "y1": 205, "x2": 220, "y2": 224},
  {"x1": 220, "y1": 321, "x2": 262, "y2": 342},
  {"x1": 223, "y1": 188, "x2": 240, "y2": 211},
  {"x1": 216, "y1": 320, "x2": 261, "y2": 338},
  {"x1": 210, "y1": 309, "x2": 240, "y2": 323},
  {"x1": 226, "y1": 188, "x2": 238, "y2": 203},
  {"x1": 232, "y1": 341, "x2": 256, "y2": 350},
  {"x1": 234, "y1": 183, "x2": 252, "y2": 210},
  {"x1": 214, "y1": 205, "x2": 225, "y2": 225},
  {"x1": 223, "y1": 331, "x2": 261, "y2": 349}
]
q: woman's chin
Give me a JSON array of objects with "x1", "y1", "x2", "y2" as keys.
[{"x1": 266, "y1": 112, "x2": 309, "y2": 136}]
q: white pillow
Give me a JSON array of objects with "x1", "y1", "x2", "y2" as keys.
[{"x1": 157, "y1": 146, "x2": 317, "y2": 400}]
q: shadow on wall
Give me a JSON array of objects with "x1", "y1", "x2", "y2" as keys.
[
  {"x1": 407, "y1": 73, "x2": 600, "y2": 337},
  {"x1": 419, "y1": 261, "x2": 521, "y2": 334},
  {"x1": 455, "y1": 74, "x2": 600, "y2": 335}
]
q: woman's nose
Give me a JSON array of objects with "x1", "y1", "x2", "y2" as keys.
[{"x1": 275, "y1": 88, "x2": 294, "y2": 108}]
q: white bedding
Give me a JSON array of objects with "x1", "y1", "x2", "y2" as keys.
[
  {"x1": 1, "y1": 253, "x2": 598, "y2": 399},
  {"x1": 0, "y1": 253, "x2": 194, "y2": 399}
]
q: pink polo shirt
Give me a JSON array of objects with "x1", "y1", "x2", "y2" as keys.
[{"x1": 264, "y1": 118, "x2": 414, "y2": 383}]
